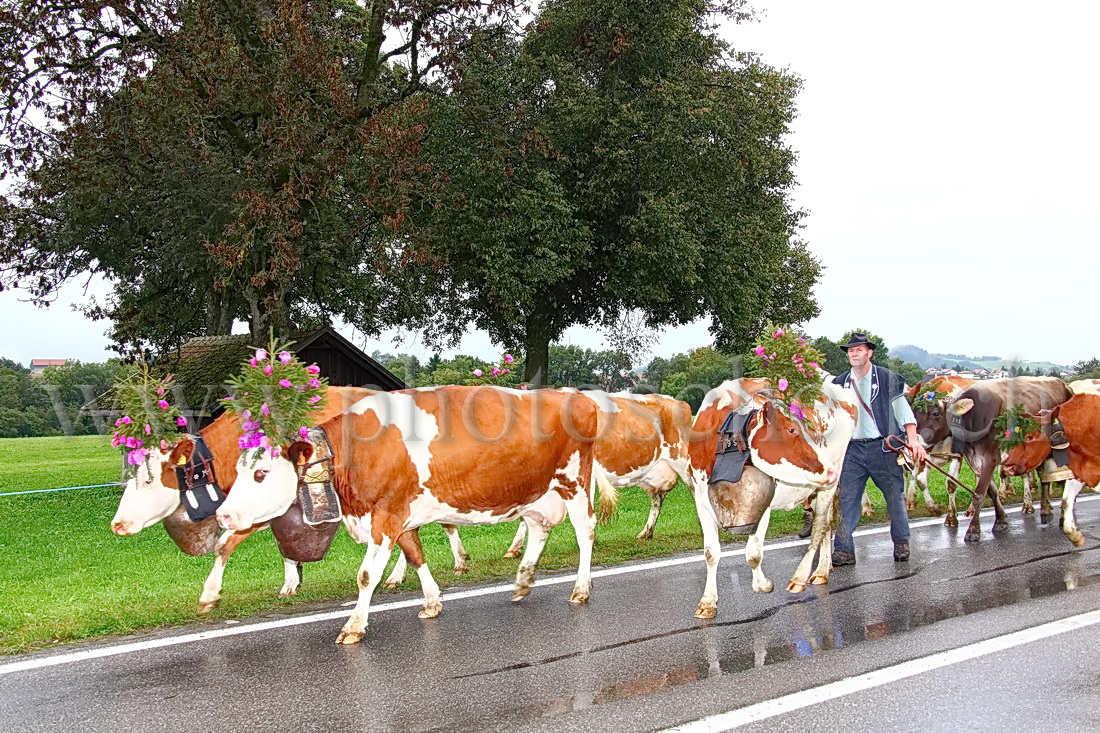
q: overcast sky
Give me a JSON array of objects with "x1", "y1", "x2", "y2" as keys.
[{"x1": 2, "y1": 0, "x2": 1096, "y2": 369}]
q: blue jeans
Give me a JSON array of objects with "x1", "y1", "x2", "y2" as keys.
[{"x1": 833, "y1": 439, "x2": 910, "y2": 555}]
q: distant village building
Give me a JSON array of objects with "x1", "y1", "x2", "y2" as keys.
[{"x1": 29, "y1": 358, "x2": 69, "y2": 377}]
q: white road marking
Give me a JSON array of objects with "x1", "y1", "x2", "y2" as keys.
[
  {"x1": 662, "y1": 608, "x2": 1100, "y2": 732},
  {"x1": 2, "y1": 498, "x2": 1094, "y2": 677}
]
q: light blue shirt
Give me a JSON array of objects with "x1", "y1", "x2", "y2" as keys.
[{"x1": 850, "y1": 370, "x2": 917, "y2": 440}]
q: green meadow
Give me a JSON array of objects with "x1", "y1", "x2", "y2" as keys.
[{"x1": 0, "y1": 434, "x2": 1018, "y2": 655}]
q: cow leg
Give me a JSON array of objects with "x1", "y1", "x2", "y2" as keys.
[
  {"x1": 998, "y1": 470, "x2": 1014, "y2": 504},
  {"x1": 395, "y1": 531, "x2": 443, "y2": 619},
  {"x1": 807, "y1": 489, "x2": 837, "y2": 587},
  {"x1": 944, "y1": 458, "x2": 961, "y2": 526},
  {"x1": 1061, "y1": 479, "x2": 1087, "y2": 546},
  {"x1": 1021, "y1": 471, "x2": 1035, "y2": 514},
  {"x1": 692, "y1": 477, "x2": 722, "y2": 619},
  {"x1": 1040, "y1": 478, "x2": 1054, "y2": 525},
  {"x1": 964, "y1": 456, "x2": 997, "y2": 542},
  {"x1": 860, "y1": 492, "x2": 874, "y2": 517},
  {"x1": 384, "y1": 551, "x2": 408, "y2": 588},
  {"x1": 511, "y1": 517, "x2": 549, "y2": 602},
  {"x1": 440, "y1": 524, "x2": 469, "y2": 575},
  {"x1": 336, "y1": 539, "x2": 394, "y2": 645},
  {"x1": 198, "y1": 527, "x2": 259, "y2": 613},
  {"x1": 920, "y1": 463, "x2": 941, "y2": 514},
  {"x1": 637, "y1": 469, "x2": 678, "y2": 540},
  {"x1": 279, "y1": 559, "x2": 303, "y2": 598},
  {"x1": 746, "y1": 509, "x2": 774, "y2": 593},
  {"x1": 564, "y1": 489, "x2": 598, "y2": 604},
  {"x1": 503, "y1": 521, "x2": 527, "y2": 558},
  {"x1": 904, "y1": 466, "x2": 917, "y2": 510}
]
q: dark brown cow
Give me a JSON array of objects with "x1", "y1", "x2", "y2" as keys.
[
  {"x1": 925, "y1": 377, "x2": 1072, "y2": 541},
  {"x1": 1001, "y1": 393, "x2": 1100, "y2": 546},
  {"x1": 216, "y1": 386, "x2": 613, "y2": 645}
]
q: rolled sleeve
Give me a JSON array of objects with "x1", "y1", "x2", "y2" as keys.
[{"x1": 892, "y1": 394, "x2": 917, "y2": 429}]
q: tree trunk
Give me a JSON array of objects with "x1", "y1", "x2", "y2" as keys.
[{"x1": 523, "y1": 317, "x2": 552, "y2": 387}]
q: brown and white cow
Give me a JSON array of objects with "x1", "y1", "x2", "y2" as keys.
[
  {"x1": 216, "y1": 385, "x2": 615, "y2": 645},
  {"x1": 1001, "y1": 392, "x2": 1100, "y2": 546},
  {"x1": 110, "y1": 387, "x2": 377, "y2": 611},
  {"x1": 923, "y1": 377, "x2": 1073, "y2": 541},
  {"x1": 686, "y1": 378, "x2": 856, "y2": 618},
  {"x1": 501, "y1": 390, "x2": 693, "y2": 557},
  {"x1": 906, "y1": 376, "x2": 974, "y2": 521}
]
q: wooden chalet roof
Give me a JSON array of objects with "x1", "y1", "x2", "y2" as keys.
[{"x1": 84, "y1": 326, "x2": 406, "y2": 422}]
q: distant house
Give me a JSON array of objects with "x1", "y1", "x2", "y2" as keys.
[
  {"x1": 29, "y1": 358, "x2": 69, "y2": 378},
  {"x1": 989, "y1": 368, "x2": 1009, "y2": 379},
  {"x1": 85, "y1": 326, "x2": 406, "y2": 428}
]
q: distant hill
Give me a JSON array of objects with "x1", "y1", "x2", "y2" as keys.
[{"x1": 892, "y1": 345, "x2": 1069, "y2": 374}]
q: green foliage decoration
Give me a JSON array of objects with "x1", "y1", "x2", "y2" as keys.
[
  {"x1": 221, "y1": 337, "x2": 328, "y2": 460},
  {"x1": 747, "y1": 323, "x2": 825, "y2": 419},
  {"x1": 910, "y1": 384, "x2": 948, "y2": 413},
  {"x1": 993, "y1": 404, "x2": 1041, "y2": 451},
  {"x1": 109, "y1": 366, "x2": 187, "y2": 471}
]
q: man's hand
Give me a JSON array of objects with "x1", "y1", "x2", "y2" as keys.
[{"x1": 904, "y1": 425, "x2": 928, "y2": 463}]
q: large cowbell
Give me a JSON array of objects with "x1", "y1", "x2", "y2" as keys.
[
  {"x1": 708, "y1": 408, "x2": 775, "y2": 533},
  {"x1": 175, "y1": 435, "x2": 226, "y2": 522},
  {"x1": 270, "y1": 427, "x2": 341, "y2": 563}
]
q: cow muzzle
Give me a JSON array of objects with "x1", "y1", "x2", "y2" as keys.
[
  {"x1": 216, "y1": 508, "x2": 250, "y2": 531},
  {"x1": 110, "y1": 519, "x2": 136, "y2": 536}
]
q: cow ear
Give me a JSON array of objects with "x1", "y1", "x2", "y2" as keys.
[
  {"x1": 1026, "y1": 408, "x2": 1053, "y2": 421},
  {"x1": 169, "y1": 438, "x2": 195, "y2": 466},
  {"x1": 951, "y1": 398, "x2": 974, "y2": 415},
  {"x1": 287, "y1": 441, "x2": 314, "y2": 467}
]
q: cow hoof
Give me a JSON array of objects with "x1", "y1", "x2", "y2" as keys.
[
  {"x1": 964, "y1": 531, "x2": 981, "y2": 543},
  {"x1": 905, "y1": 501, "x2": 916, "y2": 511},
  {"x1": 511, "y1": 588, "x2": 530, "y2": 602},
  {"x1": 1041, "y1": 513, "x2": 1052, "y2": 526},
  {"x1": 503, "y1": 550, "x2": 521, "y2": 559},
  {"x1": 568, "y1": 591, "x2": 590, "y2": 604},
  {"x1": 694, "y1": 604, "x2": 717, "y2": 620},
  {"x1": 753, "y1": 578, "x2": 775, "y2": 593},
  {"x1": 993, "y1": 521, "x2": 1009, "y2": 533},
  {"x1": 197, "y1": 600, "x2": 219, "y2": 614},
  {"x1": 384, "y1": 581, "x2": 399, "y2": 590},
  {"x1": 926, "y1": 503, "x2": 942, "y2": 516},
  {"x1": 278, "y1": 587, "x2": 298, "y2": 599},
  {"x1": 418, "y1": 602, "x2": 443, "y2": 619},
  {"x1": 944, "y1": 515, "x2": 959, "y2": 528},
  {"x1": 636, "y1": 530, "x2": 654, "y2": 541},
  {"x1": 810, "y1": 574, "x2": 829, "y2": 586},
  {"x1": 1022, "y1": 504, "x2": 1034, "y2": 514},
  {"x1": 1070, "y1": 532, "x2": 1086, "y2": 547},
  {"x1": 335, "y1": 629, "x2": 364, "y2": 645},
  {"x1": 787, "y1": 581, "x2": 806, "y2": 594},
  {"x1": 453, "y1": 568, "x2": 468, "y2": 577}
]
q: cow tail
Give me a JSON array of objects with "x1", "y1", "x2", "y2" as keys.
[{"x1": 593, "y1": 466, "x2": 619, "y2": 525}]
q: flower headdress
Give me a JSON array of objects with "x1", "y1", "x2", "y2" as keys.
[
  {"x1": 110, "y1": 367, "x2": 188, "y2": 472},
  {"x1": 993, "y1": 404, "x2": 1040, "y2": 451},
  {"x1": 221, "y1": 336, "x2": 328, "y2": 461},
  {"x1": 747, "y1": 323, "x2": 825, "y2": 420},
  {"x1": 470, "y1": 353, "x2": 527, "y2": 388},
  {"x1": 910, "y1": 384, "x2": 948, "y2": 413}
]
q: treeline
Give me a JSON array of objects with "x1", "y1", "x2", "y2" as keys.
[{"x1": 0, "y1": 359, "x2": 124, "y2": 437}]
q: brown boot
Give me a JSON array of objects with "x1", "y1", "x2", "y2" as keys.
[{"x1": 797, "y1": 508, "x2": 814, "y2": 539}]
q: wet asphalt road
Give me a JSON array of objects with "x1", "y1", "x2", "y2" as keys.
[{"x1": 5, "y1": 498, "x2": 1100, "y2": 733}]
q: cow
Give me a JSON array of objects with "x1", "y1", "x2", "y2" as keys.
[
  {"x1": 110, "y1": 386, "x2": 440, "y2": 612},
  {"x1": 906, "y1": 376, "x2": 974, "y2": 521},
  {"x1": 923, "y1": 377, "x2": 1073, "y2": 541},
  {"x1": 215, "y1": 385, "x2": 616, "y2": 645},
  {"x1": 686, "y1": 377, "x2": 856, "y2": 618},
  {"x1": 1001, "y1": 392, "x2": 1100, "y2": 546},
  {"x1": 499, "y1": 390, "x2": 693, "y2": 558}
]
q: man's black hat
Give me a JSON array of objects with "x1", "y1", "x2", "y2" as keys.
[{"x1": 840, "y1": 332, "x2": 877, "y2": 351}]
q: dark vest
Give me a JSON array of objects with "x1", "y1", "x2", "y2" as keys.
[{"x1": 832, "y1": 366, "x2": 907, "y2": 438}]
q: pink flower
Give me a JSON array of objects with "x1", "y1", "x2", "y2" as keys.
[
  {"x1": 299, "y1": 427, "x2": 310, "y2": 440},
  {"x1": 796, "y1": 337, "x2": 806, "y2": 344},
  {"x1": 773, "y1": 329, "x2": 784, "y2": 338},
  {"x1": 502, "y1": 368, "x2": 510, "y2": 374},
  {"x1": 306, "y1": 365, "x2": 321, "y2": 375},
  {"x1": 777, "y1": 378, "x2": 789, "y2": 391},
  {"x1": 504, "y1": 354, "x2": 514, "y2": 364},
  {"x1": 144, "y1": 424, "x2": 151, "y2": 435},
  {"x1": 160, "y1": 440, "x2": 170, "y2": 451},
  {"x1": 176, "y1": 416, "x2": 187, "y2": 427},
  {"x1": 157, "y1": 399, "x2": 169, "y2": 410},
  {"x1": 254, "y1": 349, "x2": 268, "y2": 361},
  {"x1": 472, "y1": 369, "x2": 483, "y2": 377},
  {"x1": 263, "y1": 364, "x2": 273, "y2": 376},
  {"x1": 278, "y1": 351, "x2": 292, "y2": 364},
  {"x1": 754, "y1": 345, "x2": 766, "y2": 356},
  {"x1": 127, "y1": 448, "x2": 148, "y2": 466},
  {"x1": 249, "y1": 358, "x2": 258, "y2": 368},
  {"x1": 279, "y1": 379, "x2": 293, "y2": 388},
  {"x1": 789, "y1": 404, "x2": 805, "y2": 420},
  {"x1": 308, "y1": 395, "x2": 322, "y2": 404},
  {"x1": 308, "y1": 378, "x2": 321, "y2": 388},
  {"x1": 492, "y1": 367, "x2": 500, "y2": 376},
  {"x1": 1005, "y1": 429, "x2": 1011, "y2": 438},
  {"x1": 521, "y1": 385, "x2": 528, "y2": 390},
  {"x1": 156, "y1": 387, "x2": 165, "y2": 396},
  {"x1": 808, "y1": 362, "x2": 819, "y2": 370},
  {"x1": 119, "y1": 416, "x2": 132, "y2": 425},
  {"x1": 261, "y1": 403, "x2": 270, "y2": 417}
]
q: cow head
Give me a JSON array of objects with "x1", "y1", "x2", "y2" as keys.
[
  {"x1": 216, "y1": 442, "x2": 313, "y2": 530},
  {"x1": 745, "y1": 392, "x2": 841, "y2": 487},
  {"x1": 1001, "y1": 409, "x2": 1054, "y2": 476},
  {"x1": 110, "y1": 444, "x2": 181, "y2": 535}
]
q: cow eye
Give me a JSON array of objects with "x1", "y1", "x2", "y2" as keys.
[{"x1": 253, "y1": 469, "x2": 269, "y2": 483}]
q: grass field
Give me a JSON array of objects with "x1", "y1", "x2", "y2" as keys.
[{"x1": 0, "y1": 434, "x2": 1031, "y2": 656}]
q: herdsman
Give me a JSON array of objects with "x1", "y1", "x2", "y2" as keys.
[{"x1": 830, "y1": 333, "x2": 927, "y2": 565}]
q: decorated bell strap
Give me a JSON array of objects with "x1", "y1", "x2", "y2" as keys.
[
  {"x1": 1049, "y1": 416, "x2": 1070, "y2": 467},
  {"x1": 175, "y1": 434, "x2": 227, "y2": 523},
  {"x1": 710, "y1": 408, "x2": 757, "y2": 485},
  {"x1": 296, "y1": 427, "x2": 341, "y2": 525}
]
